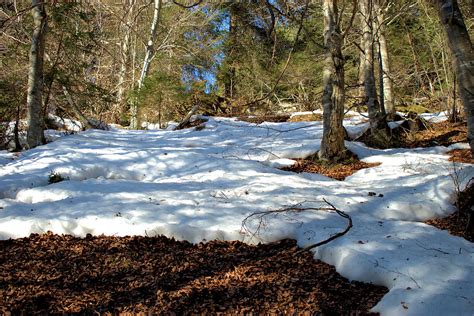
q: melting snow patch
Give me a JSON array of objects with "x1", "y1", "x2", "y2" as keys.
[{"x1": 0, "y1": 114, "x2": 473, "y2": 315}]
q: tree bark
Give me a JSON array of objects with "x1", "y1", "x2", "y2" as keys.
[
  {"x1": 26, "y1": 0, "x2": 47, "y2": 149},
  {"x1": 116, "y1": 0, "x2": 135, "y2": 122},
  {"x1": 359, "y1": 0, "x2": 393, "y2": 147},
  {"x1": 360, "y1": 0, "x2": 379, "y2": 130},
  {"x1": 431, "y1": 0, "x2": 474, "y2": 155},
  {"x1": 357, "y1": 27, "x2": 366, "y2": 101},
  {"x1": 319, "y1": 0, "x2": 347, "y2": 162},
  {"x1": 374, "y1": 0, "x2": 395, "y2": 114},
  {"x1": 130, "y1": 0, "x2": 162, "y2": 129},
  {"x1": 223, "y1": 3, "x2": 238, "y2": 100}
]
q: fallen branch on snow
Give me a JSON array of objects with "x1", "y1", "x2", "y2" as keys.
[{"x1": 241, "y1": 199, "x2": 352, "y2": 255}]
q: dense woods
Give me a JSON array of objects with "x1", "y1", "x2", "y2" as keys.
[
  {"x1": 0, "y1": 0, "x2": 473, "y2": 155},
  {"x1": 1, "y1": 1, "x2": 474, "y2": 314}
]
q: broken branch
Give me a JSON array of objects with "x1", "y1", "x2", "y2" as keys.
[{"x1": 241, "y1": 199, "x2": 352, "y2": 255}]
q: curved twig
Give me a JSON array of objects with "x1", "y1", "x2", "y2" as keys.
[
  {"x1": 241, "y1": 199, "x2": 352, "y2": 255},
  {"x1": 295, "y1": 199, "x2": 352, "y2": 255}
]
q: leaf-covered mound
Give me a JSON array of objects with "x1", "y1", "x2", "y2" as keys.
[
  {"x1": 426, "y1": 178, "x2": 474, "y2": 242},
  {"x1": 281, "y1": 151, "x2": 381, "y2": 181},
  {"x1": 0, "y1": 234, "x2": 388, "y2": 314}
]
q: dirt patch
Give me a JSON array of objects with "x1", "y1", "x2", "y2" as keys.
[
  {"x1": 288, "y1": 113, "x2": 323, "y2": 122},
  {"x1": 237, "y1": 113, "x2": 357, "y2": 124},
  {"x1": 399, "y1": 120, "x2": 467, "y2": 148},
  {"x1": 356, "y1": 119, "x2": 468, "y2": 150},
  {"x1": 448, "y1": 149, "x2": 473, "y2": 164},
  {"x1": 238, "y1": 114, "x2": 290, "y2": 124},
  {"x1": 426, "y1": 212, "x2": 473, "y2": 242},
  {"x1": 282, "y1": 153, "x2": 381, "y2": 181},
  {"x1": 425, "y1": 178, "x2": 474, "y2": 242},
  {"x1": 0, "y1": 234, "x2": 388, "y2": 315}
]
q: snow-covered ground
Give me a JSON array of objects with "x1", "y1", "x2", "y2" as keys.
[
  {"x1": 0, "y1": 113, "x2": 473, "y2": 315},
  {"x1": 0, "y1": 151, "x2": 14, "y2": 165}
]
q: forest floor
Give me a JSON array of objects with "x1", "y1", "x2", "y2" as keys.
[
  {"x1": 426, "y1": 178, "x2": 474, "y2": 242},
  {"x1": 0, "y1": 111, "x2": 473, "y2": 315},
  {"x1": 0, "y1": 235, "x2": 387, "y2": 314},
  {"x1": 272, "y1": 114, "x2": 474, "y2": 242}
]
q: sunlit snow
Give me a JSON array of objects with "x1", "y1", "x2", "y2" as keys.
[{"x1": 0, "y1": 112, "x2": 473, "y2": 315}]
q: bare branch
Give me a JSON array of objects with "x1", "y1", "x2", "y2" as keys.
[
  {"x1": 240, "y1": 199, "x2": 352, "y2": 256},
  {"x1": 295, "y1": 199, "x2": 352, "y2": 255}
]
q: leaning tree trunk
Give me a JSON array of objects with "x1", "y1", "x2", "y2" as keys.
[
  {"x1": 319, "y1": 0, "x2": 347, "y2": 162},
  {"x1": 374, "y1": 0, "x2": 395, "y2": 115},
  {"x1": 130, "y1": 0, "x2": 162, "y2": 129},
  {"x1": 26, "y1": 0, "x2": 47, "y2": 149},
  {"x1": 431, "y1": 0, "x2": 474, "y2": 155}
]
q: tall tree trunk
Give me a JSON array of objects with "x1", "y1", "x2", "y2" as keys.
[
  {"x1": 374, "y1": 0, "x2": 395, "y2": 114},
  {"x1": 319, "y1": 0, "x2": 347, "y2": 162},
  {"x1": 431, "y1": 0, "x2": 474, "y2": 154},
  {"x1": 223, "y1": 3, "x2": 238, "y2": 100},
  {"x1": 357, "y1": 17, "x2": 366, "y2": 101},
  {"x1": 116, "y1": 0, "x2": 135, "y2": 123},
  {"x1": 130, "y1": 0, "x2": 162, "y2": 129},
  {"x1": 26, "y1": 0, "x2": 47, "y2": 149},
  {"x1": 360, "y1": 0, "x2": 379, "y2": 129},
  {"x1": 360, "y1": 0, "x2": 393, "y2": 147}
]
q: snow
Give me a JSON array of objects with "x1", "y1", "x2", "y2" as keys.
[
  {"x1": 47, "y1": 114, "x2": 83, "y2": 132},
  {"x1": 2, "y1": 115, "x2": 82, "y2": 150},
  {"x1": 0, "y1": 151, "x2": 14, "y2": 166},
  {"x1": 0, "y1": 112, "x2": 473, "y2": 315}
]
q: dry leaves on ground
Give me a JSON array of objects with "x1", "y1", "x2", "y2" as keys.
[
  {"x1": 426, "y1": 178, "x2": 473, "y2": 242},
  {"x1": 447, "y1": 149, "x2": 473, "y2": 164},
  {"x1": 400, "y1": 121, "x2": 467, "y2": 148},
  {"x1": 0, "y1": 234, "x2": 388, "y2": 315},
  {"x1": 282, "y1": 155, "x2": 380, "y2": 181}
]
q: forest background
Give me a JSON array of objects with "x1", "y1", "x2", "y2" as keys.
[{"x1": 0, "y1": 0, "x2": 472, "y2": 151}]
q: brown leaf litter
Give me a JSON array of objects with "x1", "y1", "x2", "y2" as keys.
[
  {"x1": 281, "y1": 152, "x2": 380, "y2": 181},
  {"x1": 0, "y1": 234, "x2": 388, "y2": 314},
  {"x1": 426, "y1": 178, "x2": 474, "y2": 242},
  {"x1": 447, "y1": 149, "x2": 473, "y2": 164},
  {"x1": 399, "y1": 120, "x2": 467, "y2": 148}
]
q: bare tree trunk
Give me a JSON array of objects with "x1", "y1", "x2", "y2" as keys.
[
  {"x1": 357, "y1": 18, "x2": 366, "y2": 101},
  {"x1": 360, "y1": 0, "x2": 379, "y2": 128},
  {"x1": 431, "y1": 0, "x2": 474, "y2": 154},
  {"x1": 130, "y1": 0, "x2": 162, "y2": 129},
  {"x1": 223, "y1": 3, "x2": 238, "y2": 100},
  {"x1": 319, "y1": 0, "x2": 347, "y2": 162},
  {"x1": 374, "y1": 0, "x2": 395, "y2": 114},
  {"x1": 116, "y1": 0, "x2": 135, "y2": 122},
  {"x1": 26, "y1": 0, "x2": 47, "y2": 149},
  {"x1": 360, "y1": 0, "x2": 393, "y2": 147}
]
